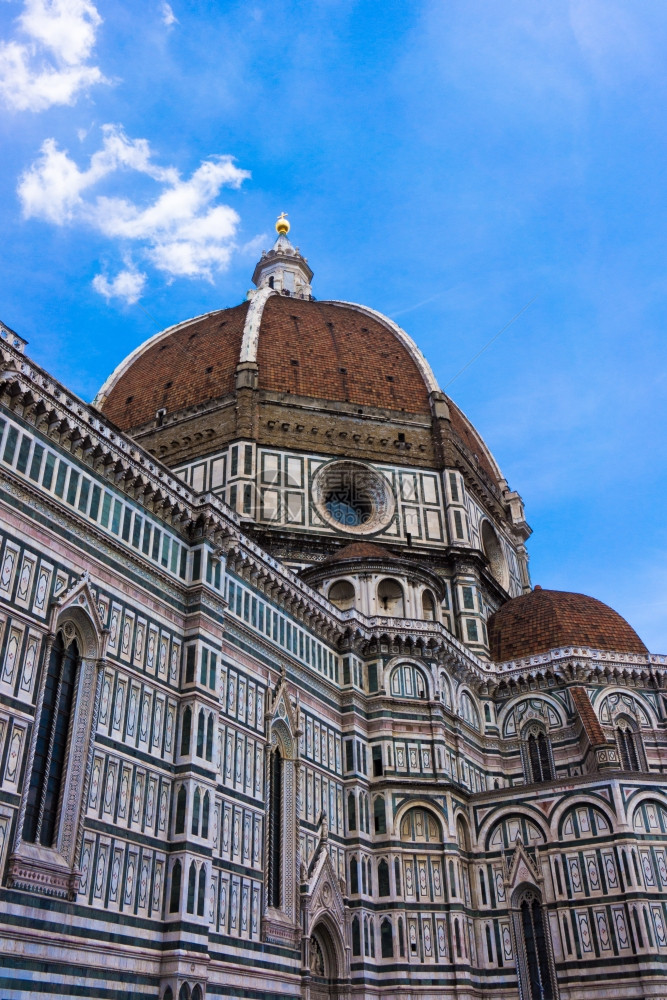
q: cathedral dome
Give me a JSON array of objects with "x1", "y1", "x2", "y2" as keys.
[
  {"x1": 488, "y1": 587, "x2": 648, "y2": 661},
  {"x1": 97, "y1": 295, "x2": 434, "y2": 431}
]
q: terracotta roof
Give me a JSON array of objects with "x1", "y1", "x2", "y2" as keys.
[
  {"x1": 322, "y1": 542, "x2": 394, "y2": 564},
  {"x1": 100, "y1": 303, "x2": 249, "y2": 430},
  {"x1": 488, "y1": 587, "x2": 648, "y2": 661},
  {"x1": 570, "y1": 686, "x2": 607, "y2": 746},
  {"x1": 99, "y1": 296, "x2": 431, "y2": 431},
  {"x1": 256, "y1": 297, "x2": 430, "y2": 411}
]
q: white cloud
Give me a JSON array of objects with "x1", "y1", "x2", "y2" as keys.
[
  {"x1": 92, "y1": 265, "x2": 146, "y2": 305},
  {"x1": 159, "y1": 2, "x2": 177, "y2": 27},
  {"x1": 19, "y1": 124, "x2": 252, "y2": 298},
  {"x1": 0, "y1": 0, "x2": 107, "y2": 112}
]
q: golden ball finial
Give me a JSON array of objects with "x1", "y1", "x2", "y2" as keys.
[{"x1": 276, "y1": 211, "x2": 290, "y2": 236}]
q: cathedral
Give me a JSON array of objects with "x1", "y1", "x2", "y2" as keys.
[{"x1": 0, "y1": 215, "x2": 665, "y2": 1000}]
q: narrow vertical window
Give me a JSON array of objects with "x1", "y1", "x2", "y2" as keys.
[
  {"x1": 192, "y1": 787, "x2": 200, "y2": 836},
  {"x1": 180, "y1": 706, "x2": 192, "y2": 756},
  {"x1": 520, "y1": 895, "x2": 554, "y2": 1000},
  {"x1": 175, "y1": 786, "x2": 187, "y2": 834},
  {"x1": 169, "y1": 860, "x2": 182, "y2": 912},
  {"x1": 202, "y1": 791, "x2": 210, "y2": 839},
  {"x1": 206, "y1": 714, "x2": 214, "y2": 761},
  {"x1": 352, "y1": 916, "x2": 361, "y2": 955},
  {"x1": 187, "y1": 861, "x2": 196, "y2": 913},
  {"x1": 381, "y1": 918, "x2": 393, "y2": 958},
  {"x1": 378, "y1": 859, "x2": 390, "y2": 896},
  {"x1": 196, "y1": 709, "x2": 205, "y2": 756},
  {"x1": 350, "y1": 857, "x2": 358, "y2": 894},
  {"x1": 268, "y1": 747, "x2": 282, "y2": 909},
  {"x1": 23, "y1": 633, "x2": 79, "y2": 846},
  {"x1": 197, "y1": 865, "x2": 206, "y2": 916},
  {"x1": 348, "y1": 792, "x2": 357, "y2": 831}
]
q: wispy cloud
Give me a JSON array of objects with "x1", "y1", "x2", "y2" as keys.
[
  {"x1": 18, "y1": 124, "x2": 251, "y2": 300},
  {"x1": 0, "y1": 0, "x2": 107, "y2": 112},
  {"x1": 92, "y1": 262, "x2": 146, "y2": 305},
  {"x1": 159, "y1": 2, "x2": 177, "y2": 27}
]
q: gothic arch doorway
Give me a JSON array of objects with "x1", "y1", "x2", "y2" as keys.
[{"x1": 308, "y1": 921, "x2": 343, "y2": 1000}]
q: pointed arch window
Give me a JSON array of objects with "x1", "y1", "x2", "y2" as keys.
[
  {"x1": 616, "y1": 721, "x2": 642, "y2": 771},
  {"x1": 202, "y1": 791, "x2": 210, "y2": 839},
  {"x1": 197, "y1": 864, "x2": 206, "y2": 916},
  {"x1": 381, "y1": 917, "x2": 394, "y2": 958},
  {"x1": 192, "y1": 787, "x2": 201, "y2": 835},
  {"x1": 23, "y1": 632, "x2": 79, "y2": 846},
  {"x1": 517, "y1": 890, "x2": 555, "y2": 1000},
  {"x1": 175, "y1": 785, "x2": 187, "y2": 835},
  {"x1": 352, "y1": 915, "x2": 361, "y2": 955},
  {"x1": 268, "y1": 746, "x2": 282, "y2": 909},
  {"x1": 523, "y1": 728, "x2": 554, "y2": 784},
  {"x1": 378, "y1": 858, "x2": 390, "y2": 896},
  {"x1": 187, "y1": 861, "x2": 197, "y2": 913},
  {"x1": 169, "y1": 859, "x2": 182, "y2": 912},
  {"x1": 180, "y1": 706, "x2": 192, "y2": 756},
  {"x1": 350, "y1": 857, "x2": 359, "y2": 894}
]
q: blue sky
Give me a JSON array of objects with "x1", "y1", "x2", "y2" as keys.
[{"x1": 1, "y1": 0, "x2": 667, "y2": 650}]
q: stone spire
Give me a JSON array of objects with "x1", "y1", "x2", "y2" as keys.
[{"x1": 251, "y1": 214, "x2": 314, "y2": 299}]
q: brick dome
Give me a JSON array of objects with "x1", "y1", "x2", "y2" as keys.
[
  {"x1": 488, "y1": 587, "x2": 648, "y2": 661},
  {"x1": 96, "y1": 295, "x2": 432, "y2": 431},
  {"x1": 322, "y1": 542, "x2": 394, "y2": 563}
]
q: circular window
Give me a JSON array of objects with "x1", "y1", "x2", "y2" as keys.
[{"x1": 313, "y1": 461, "x2": 395, "y2": 535}]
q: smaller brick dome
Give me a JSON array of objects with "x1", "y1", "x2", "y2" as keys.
[
  {"x1": 488, "y1": 587, "x2": 647, "y2": 661},
  {"x1": 323, "y1": 542, "x2": 394, "y2": 563}
]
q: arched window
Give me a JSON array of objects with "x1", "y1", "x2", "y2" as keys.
[
  {"x1": 378, "y1": 859, "x2": 390, "y2": 896},
  {"x1": 449, "y1": 860, "x2": 457, "y2": 896},
  {"x1": 196, "y1": 709, "x2": 205, "y2": 757},
  {"x1": 361, "y1": 858, "x2": 367, "y2": 895},
  {"x1": 394, "y1": 857, "x2": 402, "y2": 895},
  {"x1": 350, "y1": 857, "x2": 359, "y2": 894},
  {"x1": 381, "y1": 917, "x2": 394, "y2": 958},
  {"x1": 180, "y1": 706, "x2": 192, "y2": 756},
  {"x1": 352, "y1": 915, "x2": 361, "y2": 955},
  {"x1": 486, "y1": 923, "x2": 494, "y2": 962},
  {"x1": 348, "y1": 792, "x2": 357, "y2": 831},
  {"x1": 377, "y1": 578, "x2": 405, "y2": 616},
  {"x1": 363, "y1": 795, "x2": 370, "y2": 833},
  {"x1": 523, "y1": 729, "x2": 553, "y2": 783},
  {"x1": 169, "y1": 860, "x2": 182, "y2": 912},
  {"x1": 187, "y1": 861, "x2": 196, "y2": 913},
  {"x1": 422, "y1": 589, "x2": 436, "y2": 621},
  {"x1": 459, "y1": 691, "x2": 481, "y2": 730},
  {"x1": 197, "y1": 864, "x2": 206, "y2": 916},
  {"x1": 374, "y1": 796, "x2": 387, "y2": 835},
  {"x1": 202, "y1": 791, "x2": 210, "y2": 839},
  {"x1": 179, "y1": 985, "x2": 190, "y2": 1000},
  {"x1": 518, "y1": 890, "x2": 555, "y2": 1000},
  {"x1": 389, "y1": 663, "x2": 429, "y2": 700},
  {"x1": 192, "y1": 987, "x2": 203, "y2": 1000},
  {"x1": 163, "y1": 989, "x2": 174, "y2": 1000},
  {"x1": 175, "y1": 786, "x2": 187, "y2": 835},
  {"x1": 454, "y1": 918, "x2": 462, "y2": 957},
  {"x1": 616, "y1": 721, "x2": 642, "y2": 771},
  {"x1": 268, "y1": 747, "x2": 282, "y2": 909},
  {"x1": 329, "y1": 580, "x2": 356, "y2": 611},
  {"x1": 192, "y1": 787, "x2": 201, "y2": 836},
  {"x1": 23, "y1": 632, "x2": 79, "y2": 846},
  {"x1": 206, "y1": 714, "x2": 214, "y2": 761}
]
